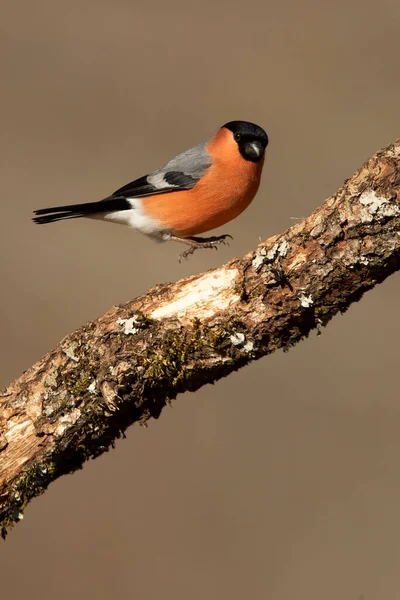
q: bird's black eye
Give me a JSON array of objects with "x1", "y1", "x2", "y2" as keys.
[{"x1": 234, "y1": 132, "x2": 242, "y2": 142}]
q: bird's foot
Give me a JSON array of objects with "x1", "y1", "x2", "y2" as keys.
[{"x1": 169, "y1": 234, "x2": 233, "y2": 262}]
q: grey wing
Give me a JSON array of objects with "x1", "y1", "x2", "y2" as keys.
[
  {"x1": 111, "y1": 141, "x2": 212, "y2": 199},
  {"x1": 147, "y1": 141, "x2": 212, "y2": 191}
]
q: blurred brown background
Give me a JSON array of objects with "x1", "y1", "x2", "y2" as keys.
[{"x1": 1, "y1": 0, "x2": 400, "y2": 597}]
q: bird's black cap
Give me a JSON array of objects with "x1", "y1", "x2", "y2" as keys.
[{"x1": 223, "y1": 121, "x2": 269, "y2": 147}]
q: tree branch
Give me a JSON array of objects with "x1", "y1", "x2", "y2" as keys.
[{"x1": 1, "y1": 138, "x2": 400, "y2": 538}]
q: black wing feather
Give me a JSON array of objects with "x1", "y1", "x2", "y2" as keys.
[
  {"x1": 111, "y1": 172, "x2": 197, "y2": 198},
  {"x1": 111, "y1": 175, "x2": 157, "y2": 197},
  {"x1": 162, "y1": 171, "x2": 197, "y2": 187}
]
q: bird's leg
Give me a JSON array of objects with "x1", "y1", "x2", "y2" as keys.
[{"x1": 168, "y1": 234, "x2": 233, "y2": 261}]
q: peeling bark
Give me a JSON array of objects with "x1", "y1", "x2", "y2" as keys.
[{"x1": 1, "y1": 138, "x2": 400, "y2": 538}]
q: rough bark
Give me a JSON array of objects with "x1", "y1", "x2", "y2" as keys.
[{"x1": 1, "y1": 138, "x2": 400, "y2": 538}]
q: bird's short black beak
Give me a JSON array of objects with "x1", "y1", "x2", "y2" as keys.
[{"x1": 242, "y1": 140, "x2": 265, "y2": 161}]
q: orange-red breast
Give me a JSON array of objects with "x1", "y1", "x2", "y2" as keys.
[{"x1": 33, "y1": 121, "x2": 269, "y2": 257}]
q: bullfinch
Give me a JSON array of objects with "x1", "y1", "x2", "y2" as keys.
[{"x1": 33, "y1": 120, "x2": 269, "y2": 258}]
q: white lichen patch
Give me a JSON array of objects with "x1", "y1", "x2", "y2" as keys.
[
  {"x1": 379, "y1": 204, "x2": 399, "y2": 217},
  {"x1": 63, "y1": 342, "x2": 80, "y2": 363},
  {"x1": 87, "y1": 381, "x2": 97, "y2": 394},
  {"x1": 360, "y1": 190, "x2": 387, "y2": 213},
  {"x1": 230, "y1": 332, "x2": 254, "y2": 353},
  {"x1": 266, "y1": 243, "x2": 279, "y2": 260},
  {"x1": 243, "y1": 340, "x2": 254, "y2": 353},
  {"x1": 298, "y1": 292, "x2": 314, "y2": 308},
  {"x1": 252, "y1": 247, "x2": 267, "y2": 271},
  {"x1": 151, "y1": 268, "x2": 240, "y2": 320},
  {"x1": 117, "y1": 315, "x2": 140, "y2": 335},
  {"x1": 230, "y1": 332, "x2": 245, "y2": 346},
  {"x1": 278, "y1": 241, "x2": 289, "y2": 257},
  {"x1": 253, "y1": 241, "x2": 289, "y2": 272},
  {"x1": 359, "y1": 190, "x2": 400, "y2": 222}
]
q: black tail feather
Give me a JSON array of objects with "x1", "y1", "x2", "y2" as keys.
[
  {"x1": 33, "y1": 212, "x2": 86, "y2": 224},
  {"x1": 32, "y1": 197, "x2": 131, "y2": 224},
  {"x1": 33, "y1": 204, "x2": 89, "y2": 215}
]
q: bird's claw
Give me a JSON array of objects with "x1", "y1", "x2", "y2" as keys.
[
  {"x1": 179, "y1": 247, "x2": 195, "y2": 262},
  {"x1": 178, "y1": 234, "x2": 233, "y2": 262}
]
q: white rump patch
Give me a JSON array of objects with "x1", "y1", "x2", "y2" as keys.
[{"x1": 90, "y1": 198, "x2": 165, "y2": 236}]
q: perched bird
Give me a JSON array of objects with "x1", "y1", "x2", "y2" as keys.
[{"x1": 33, "y1": 120, "x2": 269, "y2": 258}]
